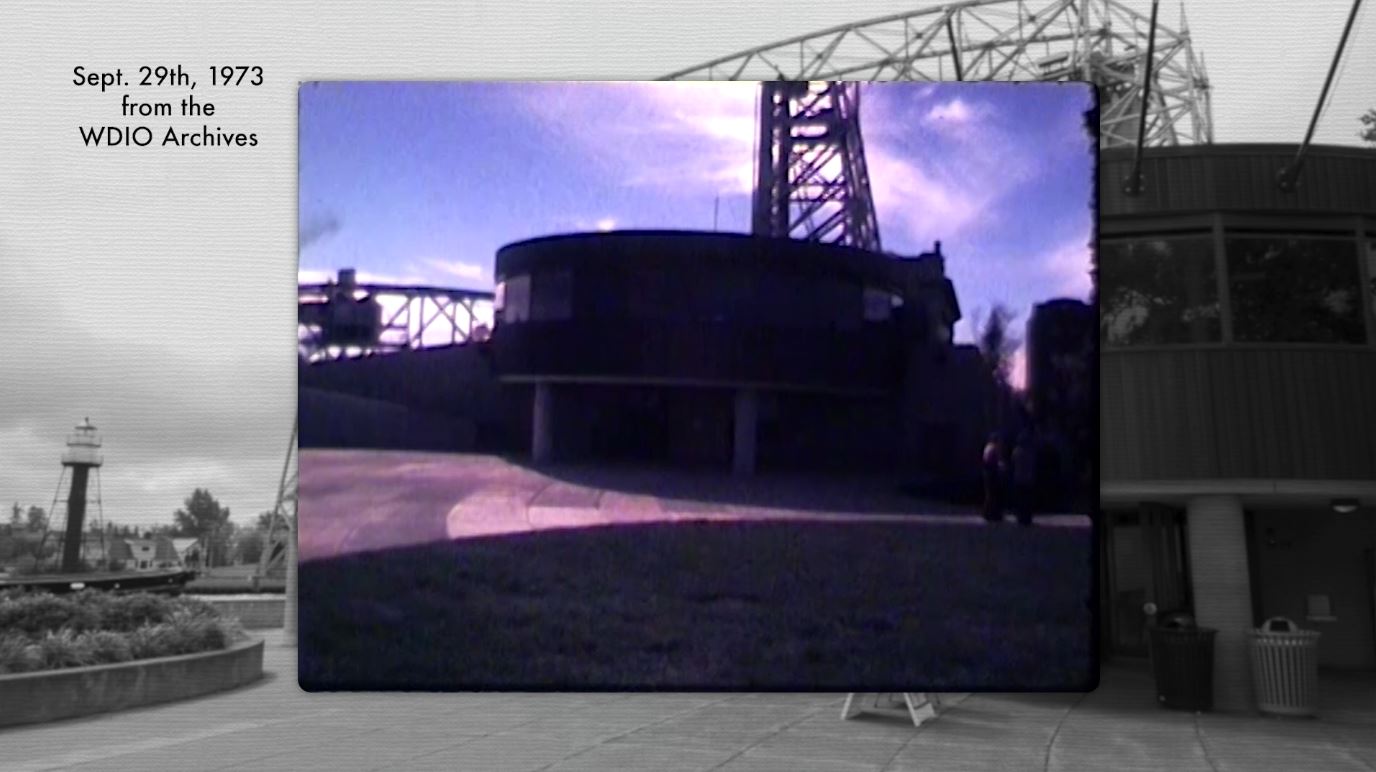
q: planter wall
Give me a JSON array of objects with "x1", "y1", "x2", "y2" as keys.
[
  {"x1": 0, "y1": 636, "x2": 264, "y2": 728},
  {"x1": 200, "y1": 597, "x2": 286, "y2": 629}
]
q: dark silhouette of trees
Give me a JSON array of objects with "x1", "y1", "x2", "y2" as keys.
[{"x1": 173, "y1": 489, "x2": 232, "y2": 567}]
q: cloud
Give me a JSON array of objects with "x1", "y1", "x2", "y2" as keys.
[
  {"x1": 1038, "y1": 237, "x2": 1095, "y2": 299},
  {"x1": 297, "y1": 267, "x2": 428, "y2": 286},
  {"x1": 923, "y1": 97, "x2": 983, "y2": 125},
  {"x1": 514, "y1": 82, "x2": 758, "y2": 198},
  {"x1": 422, "y1": 258, "x2": 484, "y2": 281},
  {"x1": 866, "y1": 146, "x2": 986, "y2": 245}
]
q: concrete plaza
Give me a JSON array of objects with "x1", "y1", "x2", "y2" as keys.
[
  {"x1": 1, "y1": 633, "x2": 1373, "y2": 772},
  {"x1": 297, "y1": 449, "x2": 1090, "y2": 562},
  {"x1": 5, "y1": 450, "x2": 1366, "y2": 769}
]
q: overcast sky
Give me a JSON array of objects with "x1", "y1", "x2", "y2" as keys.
[{"x1": 2, "y1": 0, "x2": 1371, "y2": 530}]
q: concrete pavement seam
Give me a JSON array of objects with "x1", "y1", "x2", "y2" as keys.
[
  {"x1": 1191, "y1": 713, "x2": 1222, "y2": 772},
  {"x1": 521, "y1": 693, "x2": 744, "y2": 772},
  {"x1": 1040, "y1": 691, "x2": 1092, "y2": 772},
  {"x1": 1317, "y1": 720, "x2": 1376, "y2": 772},
  {"x1": 700, "y1": 698, "x2": 859, "y2": 771}
]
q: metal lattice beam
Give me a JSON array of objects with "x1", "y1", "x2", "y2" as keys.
[
  {"x1": 753, "y1": 81, "x2": 882, "y2": 250},
  {"x1": 663, "y1": 0, "x2": 1213, "y2": 148},
  {"x1": 256, "y1": 421, "x2": 296, "y2": 584},
  {"x1": 298, "y1": 279, "x2": 495, "y2": 362}
]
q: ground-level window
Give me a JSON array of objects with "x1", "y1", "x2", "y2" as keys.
[
  {"x1": 1226, "y1": 236, "x2": 1365, "y2": 344},
  {"x1": 1100, "y1": 236, "x2": 1220, "y2": 346}
]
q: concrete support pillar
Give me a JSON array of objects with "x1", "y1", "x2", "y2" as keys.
[
  {"x1": 732, "y1": 388, "x2": 758, "y2": 476},
  {"x1": 1184, "y1": 494, "x2": 1254, "y2": 712},
  {"x1": 532, "y1": 381, "x2": 553, "y2": 464}
]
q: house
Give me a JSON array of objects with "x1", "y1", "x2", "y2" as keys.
[
  {"x1": 109, "y1": 536, "x2": 180, "y2": 571},
  {"x1": 172, "y1": 538, "x2": 202, "y2": 569}
]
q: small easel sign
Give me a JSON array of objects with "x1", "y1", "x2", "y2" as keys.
[{"x1": 841, "y1": 693, "x2": 945, "y2": 728}]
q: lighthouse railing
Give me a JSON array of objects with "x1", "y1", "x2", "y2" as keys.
[{"x1": 61, "y1": 444, "x2": 103, "y2": 465}]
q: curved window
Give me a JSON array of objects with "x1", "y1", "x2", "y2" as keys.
[
  {"x1": 1226, "y1": 236, "x2": 1365, "y2": 344},
  {"x1": 1100, "y1": 236, "x2": 1220, "y2": 346},
  {"x1": 500, "y1": 274, "x2": 530, "y2": 324}
]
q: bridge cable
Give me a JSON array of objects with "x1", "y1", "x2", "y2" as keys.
[
  {"x1": 1123, "y1": 0, "x2": 1161, "y2": 196},
  {"x1": 1278, "y1": 0, "x2": 1365, "y2": 192}
]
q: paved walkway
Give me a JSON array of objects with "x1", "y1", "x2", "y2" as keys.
[
  {"x1": 2, "y1": 633, "x2": 1372, "y2": 772},
  {"x1": 299, "y1": 450, "x2": 1090, "y2": 561}
]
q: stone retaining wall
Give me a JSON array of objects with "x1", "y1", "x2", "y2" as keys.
[{"x1": 0, "y1": 637, "x2": 265, "y2": 728}]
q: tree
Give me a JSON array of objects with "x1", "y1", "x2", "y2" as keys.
[
  {"x1": 9, "y1": 503, "x2": 22, "y2": 529},
  {"x1": 173, "y1": 489, "x2": 232, "y2": 568},
  {"x1": 26, "y1": 506, "x2": 47, "y2": 533},
  {"x1": 972, "y1": 303, "x2": 1021, "y2": 431},
  {"x1": 973, "y1": 303, "x2": 1020, "y2": 389},
  {"x1": 235, "y1": 528, "x2": 266, "y2": 565},
  {"x1": 1361, "y1": 109, "x2": 1376, "y2": 145},
  {"x1": 256, "y1": 510, "x2": 281, "y2": 532}
]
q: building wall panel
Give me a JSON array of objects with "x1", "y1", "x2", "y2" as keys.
[
  {"x1": 1103, "y1": 348, "x2": 1376, "y2": 482},
  {"x1": 1102, "y1": 145, "x2": 1376, "y2": 218}
]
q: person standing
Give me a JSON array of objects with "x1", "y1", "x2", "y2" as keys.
[{"x1": 981, "y1": 433, "x2": 1006, "y2": 523}]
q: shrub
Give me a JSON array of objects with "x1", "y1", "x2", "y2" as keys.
[
  {"x1": 95, "y1": 593, "x2": 177, "y2": 632},
  {"x1": 0, "y1": 634, "x2": 42, "y2": 674},
  {"x1": 0, "y1": 593, "x2": 98, "y2": 636},
  {"x1": 0, "y1": 590, "x2": 246, "y2": 673},
  {"x1": 33, "y1": 629, "x2": 98, "y2": 670},
  {"x1": 79, "y1": 630, "x2": 134, "y2": 665}
]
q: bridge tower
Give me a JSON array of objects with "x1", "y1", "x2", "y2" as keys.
[{"x1": 753, "y1": 81, "x2": 881, "y2": 252}]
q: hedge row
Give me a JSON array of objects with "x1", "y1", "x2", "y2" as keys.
[{"x1": 0, "y1": 590, "x2": 245, "y2": 674}]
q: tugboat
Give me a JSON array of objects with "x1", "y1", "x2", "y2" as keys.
[{"x1": 0, "y1": 419, "x2": 195, "y2": 595}]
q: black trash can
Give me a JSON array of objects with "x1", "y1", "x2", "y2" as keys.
[{"x1": 1148, "y1": 616, "x2": 1217, "y2": 712}]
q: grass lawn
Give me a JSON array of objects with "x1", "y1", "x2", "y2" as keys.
[{"x1": 299, "y1": 520, "x2": 1094, "y2": 691}]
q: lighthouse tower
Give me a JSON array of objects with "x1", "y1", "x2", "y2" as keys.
[{"x1": 57, "y1": 418, "x2": 103, "y2": 573}]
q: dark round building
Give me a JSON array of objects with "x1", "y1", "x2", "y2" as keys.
[{"x1": 490, "y1": 230, "x2": 964, "y2": 474}]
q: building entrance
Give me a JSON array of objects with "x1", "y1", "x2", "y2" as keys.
[{"x1": 1102, "y1": 504, "x2": 1193, "y2": 658}]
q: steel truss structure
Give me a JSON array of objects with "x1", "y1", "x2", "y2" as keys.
[
  {"x1": 298, "y1": 278, "x2": 494, "y2": 362},
  {"x1": 664, "y1": 0, "x2": 1213, "y2": 148},
  {"x1": 754, "y1": 82, "x2": 883, "y2": 251},
  {"x1": 256, "y1": 421, "x2": 296, "y2": 584},
  {"x1": 255, "y1": 421, "x2": 298, "y2": 641}
]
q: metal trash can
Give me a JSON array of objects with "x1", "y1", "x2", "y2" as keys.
[
  {"x1": 1250, "y1": 617, "x2": 1321, "y2": 717},
  {"x1": 1148, "y1": 614, "x2": 1217, "y2": 712}
]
